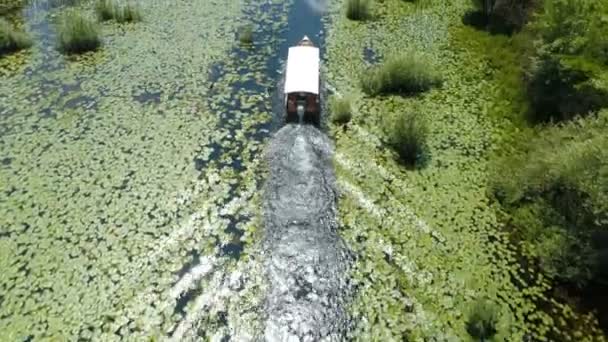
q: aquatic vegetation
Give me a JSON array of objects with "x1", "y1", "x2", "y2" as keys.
[
  {"x1": 96, "y1": 0, "x2": 142, "y2": 23},
  {"x1": 329, "y1": 95, "x2": 352, "y2": 124},
  {"x1": 0, "y1": 0, "x2": 25, "y2": 15},
  {"x1": 0, "y1": 0, "x2": 284, "y2": 338},
  {"x1": 57, "y1": 11, "x2": 101, "y2": 54},
  {"x1": 361, "y1": 53, "x2": 441, "y2": 96},
  {"x1": 118, "y1": 3, "x2": 142, "y2": 23},
  {"x1": 95, "y1": 0, "x2": 116, "y2": 21},
  {"x1": 238, "y1": 24, "x2": 253, "y2": 45},
  {"x1": 385, "y1": 109, "x2": 427, "y2": 167},
  {"x1": 346, "y1": 0, "x2": 370, "y2": 21},
  {"x1": 468, "y1": 0, "x2": 537, "y2": 33},
  {"x1": 466, "y1": 299, "x2": 499, "y2": 340},
  {"x1": 491, "y1": 111, "x2": 608, "y2": 286},
  {"x1": 326, "y1": 0, "x2": 607, "y2": 339},
  {"x1": 524, "y1": 0, "x2": 608, "y2": 123},
  {"x1": 0, "y1": 18, "x2": 31, "y2": 56}
]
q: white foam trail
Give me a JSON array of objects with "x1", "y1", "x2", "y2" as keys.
[
  {"x1": 338, "y1": 179, "x2": 385, "y2": 218},
  {"x1": 337, "y1": 178, "x2": 444, "y2": 242},
  {"x1": 325, "y1": 82, "x2": 340, "y2": 96},
  {"x1": 337, "y1": 179, "x2": 440, "y2": 331},
  {"x1": 170, "y1": 273, "x2": 233, "y2": 342},
  {"x1": 304, "y1": 0, "x2": 330, "y2": 14},
  {"x1": 169, "y1": 256, "x2": 216, "y2": 299}
]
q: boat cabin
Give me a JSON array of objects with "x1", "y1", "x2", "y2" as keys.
[{"x1": 284, "y1": 36, "x2": 320, "y2": 125}]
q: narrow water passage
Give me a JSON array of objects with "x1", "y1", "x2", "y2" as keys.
[{"x1": 261, "y1": 2, "x2": 352, "y2": 340}]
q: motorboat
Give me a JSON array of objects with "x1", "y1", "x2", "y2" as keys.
[{"x1": 284, "y1": 36, "x2": 320, "y2": 125}]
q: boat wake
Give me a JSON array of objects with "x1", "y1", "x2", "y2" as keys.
[{"x1": 263, "y1": 124, "x2": 352, "y2": 341}]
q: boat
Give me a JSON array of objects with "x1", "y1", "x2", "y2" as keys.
[{"x1": 284, "y1": 36, "x2": 320, "y2": 125}]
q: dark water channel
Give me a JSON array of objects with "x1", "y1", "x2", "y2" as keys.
[
  {"x1": 261, "y1": 1, "x2": 353, "y2": 340},
  {"x1": 164, "y1": 0, "x2": 353, "y2": 338}
]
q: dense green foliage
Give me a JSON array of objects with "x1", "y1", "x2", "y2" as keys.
[
  {"x1": 57, "y1": 12, "x2": 101, "y2": 54},
  {"x1": 361, "y1": 54, "x2": 441, "y2": 96},
  {"x1": 384, "y1": 110, "x2": 427, "y2": 167},
  {"x1": 96, "y1": 0, "x2": 115, "y2": 21},
  {"x1": 525, "y1": 0, "x2": 608, "y2": 122},
  {"x1": 475, "y1": 1, "x2": 608, "y2": 331},
  {"x1": 492, "y1": 111, "x2": 608, "y2": 285},
  {"x1": 466, "y1": 300, "x2": 499, "y2": 341},
  {"x1": 328, "y1": 0, "x2": 607, "y2": 338},
  {"x1": 469, "y1": 0, "x2": 537, "y2": 33},
  {"x1": 96, "y1": 0, "x2": 142, "y2": 23},
  {"x1": 238, "y1": 24, "x2": 253, "y2": 45},
  {"x1": 0, "y1": 18, "x2": 31, "y2": 56},
  {"x1": 329, "y1": 96, "x2": 352, "y2": 125},
  {"x1": 0, "y1": 0, "x2": 26, "y2": 15},
  {"x1": 345, "y1": 0, "x2": 369, "y2": 21}
]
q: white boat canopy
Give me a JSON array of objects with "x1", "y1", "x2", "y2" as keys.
[{"x1": 284, "y1": 44, "x2": 320, "y2": 95}]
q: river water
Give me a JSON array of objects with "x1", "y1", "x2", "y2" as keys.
[
  {"x1": 0, "y1": 0, "x2": 351, "y2": 340},
  {"x1": 264, "y1": 125, "x2": 352, "y2": 341}
]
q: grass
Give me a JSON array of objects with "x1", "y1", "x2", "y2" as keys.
[
  {"x1": 238, "y1": 25, "x2": 253, "y2": 45},
  {"x1": 118, "y1": 4, "x2": 142, "y2": 23},
  {"x1": 96, "y1": 0, "x2": 116, "y2": 21},
  {"x1": 0, "y1": 18, "x2": 32, "y2": 56},
  {"x1": 385, "y1": 110, "x2": 428, "y2": 167},
  {"x1": 330, "y1": 96, "x2": 352, "y2": 125},
  {"x1": 57, "y1": 12, "x2": 101, "y2": 54},
  {"x1": 346, "y1": 0, "x2": 370, "y2": 21},
  {"x1": 96, "y1": 0, "x2": 142, "y2": 23},
  {"x1": 0, "y1": 0, "x2": 26, "y2": 16},
  {"x1": 361, "y1": 53, "x2": 441, "y2": 96},
  {"x1": 466, "y1": 300, "x2": 499, "y2": 341}
]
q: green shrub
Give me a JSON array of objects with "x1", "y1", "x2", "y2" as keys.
[
  {"x1": 0, "y1": 0, "x2": 26, "y2": 15},
  {"x1": 538, "y1": 0, "x2": 608, "y2": 62},
  {"x1": 238, "y1": 25, "x2": 253, "y2": 45},
  {"x1": 509, "y1": 200, "x2": 595, "y2": 285},
  {"x1": 96, "y1": 0, "x2": 116, "y2": 21},
  {"x1": 523, "y1": 0, "x2": 608, "y2": 122},
  {"x1": 361, "y1": 54, "x2": 441, "y2": 96},
  {"x1": 116, "y1": 3, "x2": 141, "y2": 23},
  {"x1": 57, "y1": 12, "x2": 101, "y2": 54},
  {"x1": 96, "y1": 0, "x2": 142, "y2": 23},
  {"x1": 0, "y1": 18, "x2": 32, "y2": 56},
  {"x1": 329, "y1": 96, "x2": 352, "y2": 125},
  {"x1": 346, "y1": 0, "x2": 369, "y2": 21},
  {"x1": 526, "y1": 54, "x2": 608, "y2": 123},
  {"x1": 466, "y1": 300, "x2": 499, "y2": 341},
  {"x1": 491, "y1": 111, "x2": 608, "y2": 286},
  {"x1": 385, "y1": 110, "x2": 428, "y2": 167},
  {"x1": 468, "y1": 0, "x2": 537, "y2": 33}
]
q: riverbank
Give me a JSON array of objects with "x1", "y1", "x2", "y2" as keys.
[{"x1": 324, "y1": 0, "x2": 605, "y2": 340}]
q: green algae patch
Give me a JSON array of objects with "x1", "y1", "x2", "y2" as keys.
[
  {"x1": 96, "y1": 0, "x2": 142, "y2": 23},
  {"x1": 325, "y1": 0, "x2": 605, "y2": 340},
  {"x1": 0, "y1": 0, "x2": 259, "y2": 339},
  {"x1": 1, "y1": 0, "x2": 298, "y2": 338}
]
